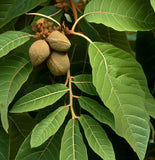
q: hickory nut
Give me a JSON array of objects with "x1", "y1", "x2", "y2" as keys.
[
  {"x1": 47, "y1": 31, "x2": 71, "y2": 52},
  {"x1": 46, "y1": 51, "x2": 70, "y2": 76},
  {"x1": 29, "y1": 40, "x2": 50, "y2": 66}
]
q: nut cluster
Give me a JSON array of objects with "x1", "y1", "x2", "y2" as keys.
[
  {"x1": 55, "y1": 0, "x2": 70, "y2": 12},
  {"x1": 29, "y1": 19, "x2": 71, "y2": 76}
]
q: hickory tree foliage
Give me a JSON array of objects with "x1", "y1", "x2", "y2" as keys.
[{"x1": 0, "y1": 0, "x2": 155, "y2": 160}]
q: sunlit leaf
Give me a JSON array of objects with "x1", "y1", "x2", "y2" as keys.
[
  {"x1": 15, "y1": 127, "x2": 64, "y2": 160},
  {"x1": 31, "y1": 106, "x2": 69, "y2": 148},
  {"x1": 0, "y1": 0, "x2": 47, "y2": 28},
  {"x1": 0, "y1": 125, "x2": 9, "y2": 160},
  {"x1": 60, "y1": 119, "x2": 88, "y2": 160},
  {"x1": 0, "y1": 31, "x2": 31, "y2": 58},
  {"x1": 0, "y1": 54, "x2": 32, "y2": 132},
  {"x1": 73, "y1": 74, "x2": 98, "y2": 96},
  {"x1": 84, "y1": 0, "x2": 155, "y2": 31},
  {"x1": 79, "y1": 114, "x2": 116, "y2": 160},
  {"x1": 88, "y1": 42, "x2": 150, "y2": 160},
  {"x1": 10, "y1": 84, "x2": 69, "y2": 113},
  {"x1": 151, "y1": 0, "x2": 155, "y2": 11},
  {"x1": 9, "y1": 113, "x2": 35, "y2": 160},
  {"x1": 78, "y1": 96, "x2": 115, "y2": 130}
]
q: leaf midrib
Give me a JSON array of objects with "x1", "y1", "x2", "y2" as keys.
[
  {"x1": 5, "y1": 59, "x2": 31, "y2": 107},
  {"x1": 81, "y1": 115, "x2": 111, "y2": 159},
  {"x1": 80, "y1": 97, "x2": 113, "y2": 124},
  {"x1": 86, "y1": 9, "x2": 155, "y2": 24},
  {"x1": 34, "y1": 107, "x2": 67, "y2": 137},
  {"x1": 9, "y1": 116, "x2": 25, "y2": 138},
  {"x1": 0, "y1": 35, "x2": 30, "y2": 53},
  {"x1": 72, "y1": 119, "x2": 76, "y2": 160},
  {"x1": 14, "y1": 88, "x2": 69, "y2": 107}
]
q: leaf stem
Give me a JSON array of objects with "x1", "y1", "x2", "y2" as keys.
[
  {"x1": 149, "y1": 122, "x2": 155, "y2": 143},
  {"x1": 69, "y1": 0, "x2": 78, "y2": 22},
  {"x1": 72, "y1": 95, "x2": 80, "y2": 99},
  {"x1": 70, "y1": 30, "x2": 92, "y2": 43},
  {"x1": 26, "y1": 12, "x2": 61, "y2": 26},
  {"x1": 71, "y1": 11, "x2": 105, "y2": 31},
  {"x1": 71, "y1": 12, "x2": 101, "y2": 31},
  {"x1": 68, "y1": 69, "x2": 79, "y2": 119}
]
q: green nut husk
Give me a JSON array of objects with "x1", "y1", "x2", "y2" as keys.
[
  {"x1": 47, "y1": 31, "x2": 71, "y2": 52},
  {"x1": 46, "y1": 51, "x2": 70, "y2": 76},
  {"x1": 29, "y1": 40, "x2": 50, "y2": 66}
]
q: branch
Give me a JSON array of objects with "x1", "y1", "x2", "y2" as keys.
[{"x1": 69, "y1": 0, "x2": 78, "y2": 22}]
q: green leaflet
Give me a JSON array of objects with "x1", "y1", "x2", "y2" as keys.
[
  {"x1": 88, "y1": 42, "x2": 150, "y2": 160},
  {"x1": 15, "y1": 128, "x2": 63, "y2": 160},
  {"x1": 10, "y1": 84, "x2": 69, "y2": 113},
  {"x1": 84, "y1": 0, "x2": 155, "y2": 31},
  {"x1": 0, "y1": 31, "x2": 31, "y2": 58},
  {"x1": 9, "y1": 113, "x2": 35, "y2": 160},
  {"x1": 0, "y1": 0, "x2": 47, "y2": 28},
  {"x1": 78, "y1": 96, "x2": 115, "y2": 130},
  {"x1": 31, "y1": 106, "x2": 69, "y2": 148},
  {"x1": 73, "y1": 74, "x2": 98, "y2": 96},
  {"x1": 0, "y1": 54, "x2": 32, "y2": 132},
  {"x1": 60, "y1": 119, "x2": 88, "y2": 160},
  {"x1": 79, "y1": 114, "x2": 115, "y2": 160},
  {"x1": 151, "y1": 0, "x2": 155, "y2": 11},
  {"x1": 0, "y1": 125, "x2": 9, "y2": 160}
]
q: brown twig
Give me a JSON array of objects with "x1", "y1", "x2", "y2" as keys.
[
  {"x1": 67, "y1": 69, "x2": 79, "y2": 119},
  {"x1": 69, "y1": 0, "x2": 78, "y2": 22}
]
